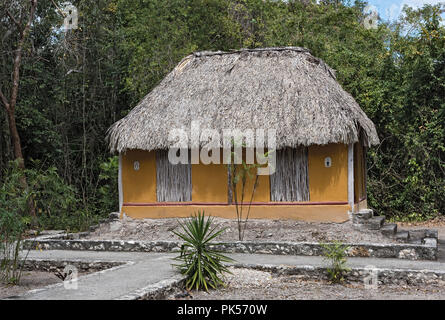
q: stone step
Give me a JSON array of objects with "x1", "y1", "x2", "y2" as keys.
[
  {"x1": 380, "y1": 223, "x2": 397, "y2": 237},
  {"x1": 395, "y1": 231, "x2": 410, "y2": 243},
  {"x1": 366, "y1": 216, "x2": 385, "y2": 230},
  {"x1": 359, "y1": 209, "x2": 374, "y2": 218},
  {"x1": 407, "y1": 229, "x2": 439, "y2": 241},
  {"x1": 109, "y1": 212, "x2": 120, "y2": 220},
  {"x1": 352, "y1": 209, "x2": 373, "y2": 224},
  {"x1": 423, "y1": 238, "x2": 438, "y2": 246}
]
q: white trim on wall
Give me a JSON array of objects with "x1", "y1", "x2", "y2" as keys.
[
  {"x1": 118, "y1": 153, "x2": 123, "y2": 214},
  {"x1": 348, "y1": 143, "x2": 354, "y2": 212}
]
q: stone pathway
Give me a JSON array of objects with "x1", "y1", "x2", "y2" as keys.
[
  {"x1": 12, "y1": 251, "x2": 178, "y2": 300},
  {"x1": 5, "y1": 248, "x2": 445, "y2": 300}
]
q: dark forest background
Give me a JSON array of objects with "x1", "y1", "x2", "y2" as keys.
[{"x1": 0, "y1": 0, "x2": 444, "y2": 231}]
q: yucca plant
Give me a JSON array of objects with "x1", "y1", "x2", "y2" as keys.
[{"x1": 172, "y1": 211, "x2": 234, "y2": 291}]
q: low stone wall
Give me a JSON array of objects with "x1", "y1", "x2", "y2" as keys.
[
  {"x1": 234, "y1": 263, "x2": 445, "y2": 286},
  {"x1": 116, "y1": 275, "x2": 186, "y2": 300},
  {"x1": 133, "y1": 264, "x2": 445, "y2": 299},
  {"x1": 20, "y1": 259, "x2": 124, "y2": 273},
  {"x1": 24, "y1": 239, "x2": 182, "y2": 252},
  {"x1": 209, "y1": 241, "x2": 437, "y2": 260},
  {"x1": 23, "y1": 236, "x2": 438, "y2": 261}
]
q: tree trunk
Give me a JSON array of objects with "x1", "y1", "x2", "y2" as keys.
[
  {"x1": 0, "y1": 0, "x2": 38, "y2": 220},
  {"x1": 6, "y1": 108, "x2": 24, "y2": 169},
  {"x1": 4, "y1": 106, "x2": 36, "y2": 219}
]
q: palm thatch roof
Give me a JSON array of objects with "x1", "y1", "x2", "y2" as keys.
[{"x1": 108, "y1": 47, "x2": 379, "y2": 153}]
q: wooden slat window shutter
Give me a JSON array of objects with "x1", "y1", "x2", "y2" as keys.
[
  {"x1": 156, "y1": 150, "x2": 192, "y2": 202},
  {"x1": 270, "y1": 147, "x2": 309, "y2": 202}
]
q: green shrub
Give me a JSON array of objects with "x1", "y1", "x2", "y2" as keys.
[
  {"x1": 26, "y1": 162, "x2": 81, "y2": 230},
  {"x1": 0, "y1": 207, "x2": 31, "y2": 285},
  {"x1": 321, "y1": 241, "x2": 351, "y2": 284},
  {"x1": 226, "y1": 139, "x2": 272, "y2": 241},
  {"x1": 0, "y1": 160, "x2": 94, "y2": 232},
  {"x1": 96, "y1": 156, "x2": 119, "y2": 215},
  {"x1": 0, "y1": 160, "x2": 32, "y2": 217},
  {"x1": 0, "y1": 161, "x2": 36, "y2": 284},
  {"x1": 172, "y1": 211, "x2": 234, "y2": 291}
]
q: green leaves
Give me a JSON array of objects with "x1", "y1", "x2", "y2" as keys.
[
  {"x1": 0, "y1": 160, "x2": 93, "y2": 232},
  {"x1": 0, "y1": 198, "x2": 28, "y2": 285},
  {"x1": 1, "y1": 0, "x2": 443, "y2": 232},
  {"x1": 97, "y1": 156, "x2": 119, "y2": 215},
  {"x1": 321, "y1": 241, "x2": 351, "y2": 284},
  {"x1": 172, "y1": 211, "x2": 234, "y2": 291},
  {"x1": 367, "y1": 3, "x2": 445, "y2": 220}
]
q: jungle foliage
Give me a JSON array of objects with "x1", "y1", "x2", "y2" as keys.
[{"x1": 0, "y1": 0, "x2": 443, "y2": 230}]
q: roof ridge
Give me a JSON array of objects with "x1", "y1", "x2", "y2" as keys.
[
  {"x1": 191, "y1": 47, "x2": 336, "y2": 80},
  {"x1": 193, "y1": 47, "x2": 310, "y2": 57}
]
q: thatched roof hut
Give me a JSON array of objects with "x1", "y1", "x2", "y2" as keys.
[
  {"x1": 109, "y1": 47, "x2": 379, "y2": 222},
  {"x1": 107, "y1": 47, "x2": 379, "y2": 153}
]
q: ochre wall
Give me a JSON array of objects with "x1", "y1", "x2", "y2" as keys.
[
  {"x1": 192, "y1": 157, "x2": 271, "y2": 203},
  {"x1": 122, "y1": 150, "x2": 157, "y2": 203},
  {"x1": 308, "y1": 144, "x2": 348, "y2": 202},
  {"x1": 192, "y1": 154, "x2": 228, "y2": 202},
  {"x1": 123, "y1": 149, "x2": 271, "y2": 204},
  {"x1": 121, "y1": 144, "x2": 351, "y2": 221},
  {"x1": 122, "y1": 204, "x2": 350, "y2": 222},
  {"x1": 234, "y1": 165, "x2": 271, "y2": 203}
]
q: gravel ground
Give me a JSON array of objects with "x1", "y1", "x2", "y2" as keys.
[
  {"x1": 398, "y1": 216, "x2": 445, "y2": 228},
  {"x1": 170, "y1": 267, "x2": 445, "y2": 300},
  {"x1": 0, "y1": 271, "x2": 60, "y2": 299},
  {"x1": 88, "y1": 216, "x2": 399, "y2": 244},
  {"x1": 0, "y1": 270, "x2": 91, "y2": 299},
  {"x1": 399, "y1": 216, "x2": 445, "y2": 242}
]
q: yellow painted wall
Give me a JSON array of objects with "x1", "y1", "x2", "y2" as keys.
[
  {"x1": 193, "y1": 148, "x2": 270, "y2": 203},
  {"x1": 308, "y1": 144, "x2": 348, "y2": 202},
  {"x1": 122, "y1": 204, "x2": 350, "y2": 222},
  {"x1": 120, "y1": 145, "x2": 353, "y2": 221},
  {"x1": 234, "y1": 166, "x2": 270, "y2": 203},
  {"x1": 122, "y1": 150, "x2": 157, "y2": 203},
  {"x1": 123, "y1": 149, "x2": 271, "y2": 204},
  {"x1": 192, "y1": 154, "x2": 228, "y2": 202},
  {"x1": 247, "y1": 151, "x2": 270, "y2": 202},
  {"x1": 122, "y1": 145, "x2": 349, "y2": 205},
  {"x1": 185, "y1": 163, "x2": 271, "y2": 203}
]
